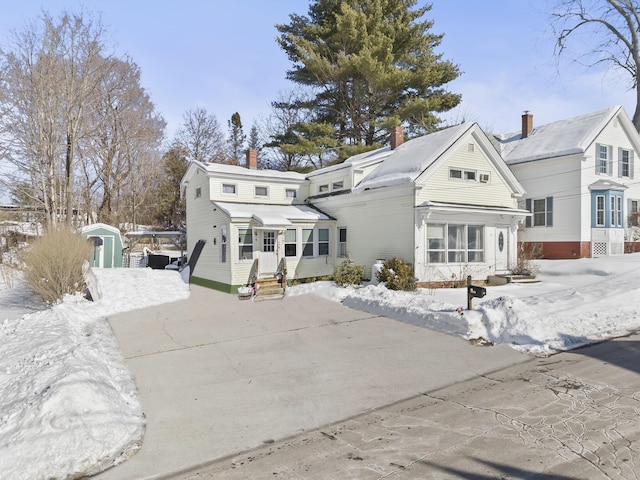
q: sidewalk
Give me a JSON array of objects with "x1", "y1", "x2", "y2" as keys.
[{"x1": 93, "y1": 285, "x2": 527, "y2": 480}]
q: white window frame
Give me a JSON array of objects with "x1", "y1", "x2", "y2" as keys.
[
  {"x1": 620, "y1": 149, "x2": 631, "y2": 177},
  {"x1": 195, "y1": 187, "x2": 202, "y2": 199},
  {"x1": 254, "y1": 186, "x2": 268, "y2": 197},
  {"x1": 238, "y1": 227, "x2": 253, "y2": 261},
  {"x1": 222, "y1": 183, "x2": 237, "y2": 195},
  {"x1": 318, "y1": 228, "x2": 329, "y2": 256},
  {"x1": 427, "y1": 223, "x2": 485, "y2": 264},
  {"x1": 332, "y1": 180, "x2": 344, "y2": 190},
  {"x1": 285, "y1": 188, "x2": 297, "y2": 199},
  {"x1": 284, "y1": 228, "x2": 297, "y2": 257},
  {"x1": 338, "y1": 227, "x2": 347, "y2": 257},
  {"x1": 596, "y1": 195, "x2": 605, "y2": 226},
  {"x1": 318, "y1": 184, "x2": 329, "y2": 193}
]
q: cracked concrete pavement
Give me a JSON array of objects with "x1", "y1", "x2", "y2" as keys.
[
  {"x1": 177, "y1": 336, "x2": 640, "y2": 479},
  {"x1": 94, "y1": 285, "x2": 640, "y2": 479}
]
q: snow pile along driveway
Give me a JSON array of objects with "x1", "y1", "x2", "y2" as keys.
[{"x1": 0, "y1": 268, "x2": 190, "y2": 480}]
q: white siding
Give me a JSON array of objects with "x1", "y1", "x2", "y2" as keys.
[
  {"x1": 512, "y1": 155, "x2": 584, "y2": 243},
  {"x1": 209, "y1": 177, "x2": 307, "y2": 205},
  {"x1": 319, "y1": 191, "x2": 416, "y2": 278},
  {"x1": 419, "y1": 139, "x2": 517, "y2": 208}
]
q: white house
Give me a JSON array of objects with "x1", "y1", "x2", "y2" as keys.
[
  {"x1": 181, "y1": 124, "x2": 529, "y2": 293},
  {"x1": 495, "y1": 106, "x2": 640, "y2": 259}
]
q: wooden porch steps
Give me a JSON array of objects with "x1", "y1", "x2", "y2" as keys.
[{"x1": 254, "y1": 276, "x2": 285, "y2": 300}]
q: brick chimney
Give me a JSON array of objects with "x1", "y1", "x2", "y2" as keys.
[
  {"x1": 390, "y1": 125, "x2": 404, "y2": 150},
  {"x1": 246, "y1": 148, "x2": 257, "y2": 169},
  {"x1": 522, "y1": 111, "x2": 533, "y2": 138}
]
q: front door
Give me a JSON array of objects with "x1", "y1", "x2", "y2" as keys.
[
  {"x1": 495, "y1": 226, "x2": 509, "y2": 272},
  {"x1": 258, "y1": 230, "x2": 278, "y2": 276}
]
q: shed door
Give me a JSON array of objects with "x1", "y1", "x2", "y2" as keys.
[
  {"x1": 89, "y1": 236, "x2": 105, "y2": 268},
  {"x1": 495, "y1": 227, "x2": 509, "y2": 272}
]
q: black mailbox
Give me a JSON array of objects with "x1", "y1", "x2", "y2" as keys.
[{"x1": 468, "y1": 285, "x2": 486, "y2": 298}]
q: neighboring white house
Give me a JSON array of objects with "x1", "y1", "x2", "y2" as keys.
[
  {"x1": 181, "y1": 124, "x2": 529, "y2": 293},
  {"x1": 495, "y1": 106, "x2": 640, "y2": 259}
]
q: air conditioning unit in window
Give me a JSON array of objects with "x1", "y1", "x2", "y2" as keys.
[{"x1": 479, "y1": 173, "x2": 490, "y2": 183}]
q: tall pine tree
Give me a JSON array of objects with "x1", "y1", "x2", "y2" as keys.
[
  {"x1": 228, "y1": 112, "x2": 246, "y2": 165},
  {"x1": 277, "y1": 0, "x2": 461, "y2": 148}
]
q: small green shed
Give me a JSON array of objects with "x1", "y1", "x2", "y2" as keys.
[{"x1": 80, "y1": 223, "x2": 124, "y2": 268}]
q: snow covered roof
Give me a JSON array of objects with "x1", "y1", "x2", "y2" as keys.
[
  {"x1": 213, "y1": 202, "x2": 333, "y2": 227},
  {"x1": 353, "y1": 123, "x2": 474, "y2": 192},
  {"x1": 203, "y1": 162, "x2": 305, "y2": 180},
  {"x1": 495, "y1": 106, "x2": 623, "y2": 165}
]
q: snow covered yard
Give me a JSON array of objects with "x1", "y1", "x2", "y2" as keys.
[
  {"x1": 2, "y1": 253, "x2": 640, "y2": 479},
  {"x1": 288, "y1": 253, "x2": 640, "y2": 356},
  {"x1": 0, "y1": 268, "x2": 190, "y2": 480}
]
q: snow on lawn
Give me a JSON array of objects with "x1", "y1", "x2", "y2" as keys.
[
  {"x1": 288, "y1": 253, "x2": 640, "y2": 356},
  {"x1": 0, "y1": 268, "x2": 190, "y2": 480}
]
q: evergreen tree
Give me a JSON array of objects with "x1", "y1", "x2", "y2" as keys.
[
  {"x1": 228, "y1": 112, "x2": 246, "y2": 165},
  {"x1": 154, "y1": 147, "x2": 188, "y2": 229},
  {"x1": 277, "y1": 0, "x2": 461, "y2": 147}
]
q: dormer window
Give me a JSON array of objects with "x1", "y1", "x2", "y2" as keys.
[
  {"x1": 222, "y1": 183, "x2": 236, "y2": 195},
  {"x1": 319, "y1": 184, "x2": 329, "y2": 193},
  {"x1": 255, "y1": 186, "x2": 268, "y2": 197},
  {"x1": 332, "y1": 180, "x2": 344, "y2": 190},
  {"x1": 285, "y1": 188, "x2": 297, "y2": 198}
]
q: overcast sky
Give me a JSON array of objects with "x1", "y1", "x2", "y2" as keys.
[{"x1": 0, "y1": 0, "x2": 636, "y2": 143}]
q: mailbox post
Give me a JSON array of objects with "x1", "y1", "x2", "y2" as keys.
[{"x1": 466, "y1": 275, "x2": 486, "y2": 309}]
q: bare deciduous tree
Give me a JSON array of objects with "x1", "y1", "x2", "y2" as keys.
[
  {"x1": 550, "y1": 0, "x2": 640, "y2": 131},
  {"x1": 78, "y1": 56, "x2": 165, "y2": 225},
  {"x1": 0, "y1": 10, "x2": 166, "y2": 229},
  {"x1": 174, "y1": 107, "x2": 227, "y2": 164}
]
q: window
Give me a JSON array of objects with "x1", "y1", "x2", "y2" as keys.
[
  {"x1": 195, "y1": 187, "x2": 202, "y2": 198},
  {"x1": 338, "y1": 228, "x2": 347, "y2": 257},
  {"x1": 238, "y1": 228, "x2": 253, "y2": 260},
  {"x1": 468, "y1": 143, "x2": 475, "y2": 152},
  {"x1": 302, "y1": 229, "x2": 314, "y2": 256},
  {"x1": 596, "y1": 143, "x2": 612, "y2": 175},
  {"x1": 319, "y1": 184, "x2": 329, "y2": 193},
  {"x1": 596, "y1": 195, "x2": 605, "y2": 226},
  {"x1": 525, "y1": 197, "x2": 553, "y2": 227},
  {"x1": 220, "y1": 226, "x2": 227, "y2": 263},
  {"x1": 448, "y1": 225, "x2": 465, "y2": 262},
  {"x1": 630, "y1": 200, "x2": 639, "y2": 226},
  {"x1": 318, "y1": 228, "x2": 329, "y2": 256},
  {"x1": 263, "y1": 231, "x2": 275, "y2": 253},
  {"x1": 479, "y1": 173, "x2": 490, "y2": 183},
  {"x1": 619, "y1": 148, "x2": 634, "y2": 178},
  {"x1": 427, "y1": 223, "x2": 484, "y2": 264},
  {"x1": 427, "y1": 224, "x2": 445, "y2": 263},
  {"x1": 450, "y1": 167, "x2": 477, "y2": 182},
  {"x1": 332, "y1": 181, "x2": 344, "y2": 190},
  {"x1": 284, "y1": 229, "x2": 297, "y2": 257},
  {"x1": 620, "y1": 149, "x2": 630, "y2": 177},
  {"x1": 222, "y1": 183, "x2": 236, "y2": 195},
  {"x1": 285, "y1": 189, "x2": 297, "y2": 198},
  {"x1": 254, "y1": 186, "x2": 268, "y2": 197},
  {"x1": 467, "y1": 225, "x2": 484, "y2": 262},
  {"x1": 617, "y1": 195, "x2": 623, "y2": 226}
]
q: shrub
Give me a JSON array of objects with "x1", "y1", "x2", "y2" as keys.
[
  {"x1": 333, "y1": 260, "x2": 365, "y2": 287},
  {"x1": 22, "y1": 227, "x2": 92, "y2": 304},
  {"x1": 377, "y1": 257, "x2": 416, "y2": 291}
]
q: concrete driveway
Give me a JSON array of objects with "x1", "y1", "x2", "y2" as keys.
[{"x1": 93, "y1": 284, "x2": 527, "y2": 480}]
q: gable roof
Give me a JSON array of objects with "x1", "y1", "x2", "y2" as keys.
[
  {"x1": 494, "y1": 105, "x2": 632, "y2": 165},
  {"x1": 352, "y1": 123, "x2": 474, "y2": 192}
]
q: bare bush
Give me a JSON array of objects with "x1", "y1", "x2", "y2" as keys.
[{"x1": 22, "y1": 227, "x2": 92, "y2": 304}]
